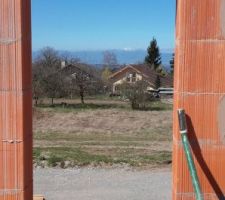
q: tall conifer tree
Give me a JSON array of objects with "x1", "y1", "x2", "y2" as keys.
[{"x1": 145, "y1": 38, "x2": 162, "y2": 70}]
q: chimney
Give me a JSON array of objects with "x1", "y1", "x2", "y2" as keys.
[{"x1": 61, "y1": 61, "x2": 66, "y2": 69}]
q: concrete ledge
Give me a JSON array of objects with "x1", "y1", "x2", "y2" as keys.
[{"x1": 33, "y1": 195, "x2": 45, "y2": 200}]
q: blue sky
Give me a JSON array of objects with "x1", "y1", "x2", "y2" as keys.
[{"x1": 32, "y1": 0, "x2": 176, "y2": 51}]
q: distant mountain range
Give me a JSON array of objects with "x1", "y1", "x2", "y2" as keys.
[{"x1": 33, "y1": 49, "x2": 174, "y2": 70}]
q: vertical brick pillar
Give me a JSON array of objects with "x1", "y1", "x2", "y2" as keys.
[
  {"x1": 0, "y1": 0, "x2": 33, "y2": 199},
  {"x1": 173, "y1": 0, "x2": 225, "y2": 199}
]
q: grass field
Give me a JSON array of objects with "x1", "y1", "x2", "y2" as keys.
[{"x1": 33, "y1": 98, "x2": 173, "y2": 168}]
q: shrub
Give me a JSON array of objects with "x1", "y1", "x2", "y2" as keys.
[{"x1": 120, "y1": 80, "x2": 153, "y2": 110}]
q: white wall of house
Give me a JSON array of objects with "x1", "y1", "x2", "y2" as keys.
[{"x1": 112, "y1": 73, "x2": 143, "y2": 93}]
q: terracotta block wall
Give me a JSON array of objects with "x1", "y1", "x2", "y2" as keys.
[
  {"x1": 173, "y1": 0, "x2": 225, "y2": 199},
  {"x1": 0, "y1": 0, "x2": 33, "y2": 199}
]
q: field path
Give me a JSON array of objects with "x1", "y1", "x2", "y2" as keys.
[{"x1": 34, "y1": 168, "x2": 172, "y2": 200}]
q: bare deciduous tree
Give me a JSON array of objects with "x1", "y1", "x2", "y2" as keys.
[
  {"x1": 61, "y1": 61, "x2": 103, "y2": 104},
  {"x1": 32, "y1": 47, "x2": 64, "y2": 105},
  {"x1": 103, "y1": 51, "x2": 118, "y2": 68},
  {"x1": 32, "y1": 62, "x2": 44, "y2": 106},
  {"x1": 32, "y1": 47, "x2": 106, "y2": 105}
]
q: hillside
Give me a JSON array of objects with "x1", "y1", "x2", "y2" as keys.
[{"x1": 33, "y1": 49, "x2": 173, "y2": 70}]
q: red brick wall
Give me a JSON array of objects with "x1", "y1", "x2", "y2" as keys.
[
  {"x1": 0, "y1": 0, "x2": 33, "y2": 199},
  {"x1": 173, "y1": 1, "x2": 225, "y2": 199}
]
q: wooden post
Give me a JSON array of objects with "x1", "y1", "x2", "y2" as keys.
[
  {"x1": 0, "y1": 0, "x2": 33, "y2": 199},
  {"x1": 174, "y1": 0, "x2": 225, "y2": 199}
]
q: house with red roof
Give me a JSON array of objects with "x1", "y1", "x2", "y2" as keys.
[{"x1": 109, "y1": 64, "x2": 173, "y2": 94}]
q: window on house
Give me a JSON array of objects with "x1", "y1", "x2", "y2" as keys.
[
  {"x1": 126, "y1": 73, "x2": 130, "y2": 82},
  {"x1": 115, "y1": 85, "x2": 119, "y2": 91},
  {"x1": 132, "y1": 73, "x2": 136, "y2": 82},
  {"x1": 126, "y1": 72, "x2": 136, "y2": 83}
]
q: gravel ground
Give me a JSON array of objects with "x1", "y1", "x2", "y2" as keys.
[{"x1": 34, "y1": 168, "x2": 172, "y2": 200}]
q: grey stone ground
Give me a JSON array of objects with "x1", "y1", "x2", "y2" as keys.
[{"x1": 34, "y1": 168, "x2": 172, "y2": 200}]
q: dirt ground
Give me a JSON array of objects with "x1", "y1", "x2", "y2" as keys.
[
  {"x1": 33, "y1": 99, "x2": 173, "y2": 199},
  {"x1": 34, "y1": 107, "x2": 172, "y2": 136},
  {"x1": 33, "y1": 99, "x2": 173, "y2": 167}
]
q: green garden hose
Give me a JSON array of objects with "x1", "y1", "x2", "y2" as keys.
[{"x1": 177, "y1": 109, "x2": 203, "y2": 200}]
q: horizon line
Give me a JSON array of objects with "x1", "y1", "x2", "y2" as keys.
[{"x1": 32, "y1": 47, "x2": 175, "y2": 53}]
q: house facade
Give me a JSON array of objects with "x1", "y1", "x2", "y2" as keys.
[{"x1": 109, "y1": 64, "x2": 173, "y2": 94}]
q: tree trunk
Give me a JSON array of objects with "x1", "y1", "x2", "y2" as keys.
[
  {"x1": 131, "y1": 100, "x2": 138, "y2": 110},
  {"x1": 51, "y1": 97, "x2": 54, "y2": 105},
  {"x1": 80, "y1": 91, "x2": 84, "y2": 104},
  {"x1": 79, "y1": 85, "x2": 85, "y2": 104}
]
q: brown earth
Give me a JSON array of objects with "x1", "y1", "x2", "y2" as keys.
[{"x1": 33, "y1": 99, "x2": 173, "y2": 168}]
